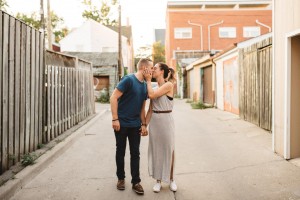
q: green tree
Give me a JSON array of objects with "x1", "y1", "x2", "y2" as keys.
[
  {"x1": 152, "y1": 41, "x2": 166, "y2": 64},
  {"x1": 134, "y1": 46, "x2": 152, "y2": 72},
  {"x1": 82, "y1": 0, "x2": 117, "y2": 26},
  {"x1": 0, "y1": 0, "x2": 8, "y2": 11},
  {"x1": 16, "y1": 12, "x2": 42, "y2": 29},
  {"x1": 53, "y1": 27, "x2": 69, "y2": 43},
  {"x1": 16, "y1": 11, "x2": 68, "y2": 42}
]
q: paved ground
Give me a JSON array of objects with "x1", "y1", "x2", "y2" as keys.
[{"x1": 9, "y1": 100, "x2": 300, "y2": 200}]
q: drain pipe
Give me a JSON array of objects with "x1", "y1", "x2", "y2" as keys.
[
  {"x1": 256, "y1": 19, "x2": 271, "y2": 32},
  {"x1": 188, "y1": 20, "x2": 203, "y2": 51},
  {"x1": 208, "y1": 20, "x2": 224, "y2": 51},
  {"x1": 212, "y1": 58, "x2": 217, "y2": 108}
]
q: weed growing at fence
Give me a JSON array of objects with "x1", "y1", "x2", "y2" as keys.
[
  {"x1": 191, "y1": 101, "x2": 213, "y2": 109},
  {"x1": 186, "y1": 99, "x2": 193, "y2": 103},
  {"x1": 97, "y1": 95, "x2": 109, "y2": 103},
  {"x1": 21, "y1": 153, "x2": 37, "y2": 166},
  {"x1": 8, "y1": 154, "x2": 17, "y2": 161},
  {"x1": 37, "y1": 143, "x2": 45, "y2": 149}
]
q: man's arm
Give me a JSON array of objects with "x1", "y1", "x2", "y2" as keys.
[
  {"x1": 110, "y1": 88, "x2": 123, "y2": 131},
  {"x1": 140, "y1": 100, "x2": 147, "y2": 136}
]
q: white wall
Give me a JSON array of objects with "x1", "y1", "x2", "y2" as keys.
[
  {"x1": 214, "y1": 49, "x2": 238, "y2": 111},
  {"x1": 274, "y1": 0, "x2": 300, "y2": 158},
  {"x1": 60, "y1": 20, "x2": 130, "y2": 69},
  {"x1": 60, "y1": 21, "x2": 92, "y2": 52}
]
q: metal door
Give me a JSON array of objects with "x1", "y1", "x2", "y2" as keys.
[
  {"x1": 223, "y1": 56, "x2": 239, "y2": 114},
  {"x1": 203, "y1": 66, "x2": 213, "y2": 104}
]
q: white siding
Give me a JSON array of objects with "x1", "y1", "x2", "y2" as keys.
[{"x1": 60, "y1": 21, "x2": 92, "y2": 52}]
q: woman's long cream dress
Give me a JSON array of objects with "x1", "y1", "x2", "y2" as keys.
[{"x1": 148, "y1": 95, "x2": 175, "y2": 183}]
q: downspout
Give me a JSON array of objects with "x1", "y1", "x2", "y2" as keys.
[
  {"x1": 256, "y1": 19, "x2": 271, "y2": 32},
  {"x1": 212, "y1": 58, "x2": 217, "y2": 108},
  {"x1": 208, "y1": 20, "x2": 224, "y2": 51},
  {"x1": 187, "y1": 21, "x2": 203, "y2": 51}
]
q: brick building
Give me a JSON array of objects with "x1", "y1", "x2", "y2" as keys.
[{"x1": 166, "y1": 0, "x2": 272, "y2": 69}]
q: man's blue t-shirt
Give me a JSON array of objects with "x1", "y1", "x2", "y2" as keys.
[{"x1": 116, "y1": 74, "x2": 147, "y2": 127}]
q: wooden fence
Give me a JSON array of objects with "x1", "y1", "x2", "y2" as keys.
[
  {"x1": 44, "y1": 51, "x2": 95, "y2": 142},
  {"x1": 0, "y1": 11, "x2": 44, "y2": 173},
  {"x1": 0, "y1": 11, "x2": 95, "y2": 175},
  {"x1": 239, "y1": 37, "x2": 272, "y2": 131}
]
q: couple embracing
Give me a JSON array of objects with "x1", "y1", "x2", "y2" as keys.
[{"x1": 110, "y1": 58, "x2": 177, "y2": 195}]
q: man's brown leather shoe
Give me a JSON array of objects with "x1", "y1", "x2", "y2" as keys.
[
  {"x1": 117, "y1": 179, "x2": 125, "y2": 190},
  {"x1": 132, "y1": 183, "x2": 144, "y2": 195}
]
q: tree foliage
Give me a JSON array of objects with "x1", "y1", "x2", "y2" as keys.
[
  {"x1": 16, "y1": 11, "x2": 68, "y2": 42},
  {"x1": 16, "y1": 12, "x2": 42, "y2": 30},
  {"x1": 152, "y1": 41, "x2": 165, "y2": 64},
  {"x1": 53, "y1": 27, "x2": 69, "y2": 43},
  {"x1": 135, "y1": 46, "x2": 152, "y2": 58},
  {"x1": 82, "y1": 0, "x2": 117, "y2": 26},
  {"x1": 0, "y1": 0, "x2": 8, "y2": 11}
]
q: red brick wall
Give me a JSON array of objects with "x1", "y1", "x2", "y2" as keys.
[{"x1": 166, "y1": 10, "x2": 272, "y2": 68}]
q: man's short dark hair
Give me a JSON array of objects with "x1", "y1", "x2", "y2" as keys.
[{"x1": 137, "y1": 58, "x2": 152, "y2": 70}]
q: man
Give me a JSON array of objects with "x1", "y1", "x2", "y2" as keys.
[{"x1": 110, "y1": 58, "x2": 153, "y2": 195}]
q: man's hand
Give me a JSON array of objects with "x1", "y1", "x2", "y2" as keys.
[
  {"x1": 140, "y1": 125, "x2": 148, "y2": 136},
  {"x1": 112, "y1": 120, "x2": 121, "y2": 131}
]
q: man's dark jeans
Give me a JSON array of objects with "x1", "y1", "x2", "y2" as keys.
[{"x1": 114, "y1": 126, "x2": 141, "y2": 185}]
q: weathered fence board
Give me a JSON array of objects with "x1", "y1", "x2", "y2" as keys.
[
  {"x1": 20, "y1": 23, "x2": 27, "y2": 154},
  {"x1": 39, "y1": 33, "x2": 44, "y2": 145},
  {"x1": 14, "y1": 20, "x2": 21, "y2": 163},
  {"x1": 51, "y1": 65, "x2": 55, "y2": 139},
  {"x1": 35, "y1": 30, "x2": 40, "y2": 148},
  {"x1": 46, "y1": 66, "x2": 51, "y2": 142},
  {"x1": 25, "y1": 26, "x2": 31, "y2": 154},
  {"x1": 30, "y1": 29, "x2": 36, "y2": 152},
  {"x1": 8, "y1": 16, "x2": 16, "y2": 168},
  {"x1": 0, "y1": 11, "x2": 2, "y2": 172},
  {"x1": 2, "y1": 13, "x2": 9, "y2": 172},
  {"x1": 54, "y1": 66, "x2": 58, "y2": 138}
]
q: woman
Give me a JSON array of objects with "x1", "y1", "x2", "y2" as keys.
[{"x1": 143, "y1": 62, "x2": 177, "y2": 193}]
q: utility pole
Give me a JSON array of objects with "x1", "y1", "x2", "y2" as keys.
[
  {"x1": 47, "y1": 0, "x2": 52, "y2": 50},
  {"x1": 118, "y1": 4, "x2": 123, "y2": 81},
  {"x1": 40, "y1": 0, "x2": 45, "y2": 34}
]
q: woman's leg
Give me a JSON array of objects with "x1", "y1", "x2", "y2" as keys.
[
  {"x1": 169, "y1": 151, "x2": 177, "y2": 191},
  {"x1": 170, "y1": 151, "x2": 174, "y2": 181}
]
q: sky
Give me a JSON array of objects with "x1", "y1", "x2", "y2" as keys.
[{"x1": 5, "y1": 0, "x2": 169, "y2": 49}]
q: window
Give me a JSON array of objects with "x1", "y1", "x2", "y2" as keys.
[
  {"x1": 243, "y1": 27, "x2": 261, "y2": 38},
  {"x1": 174, "y1": 28, "x2": 192, "y2": 39},
  {"x1": 219, "y1": 27, "x2": 236, "y2": 38}
]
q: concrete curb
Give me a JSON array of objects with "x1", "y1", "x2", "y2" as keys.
[{"x1": 0, "y1": 109, "x2": 108, "y2": 200}]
